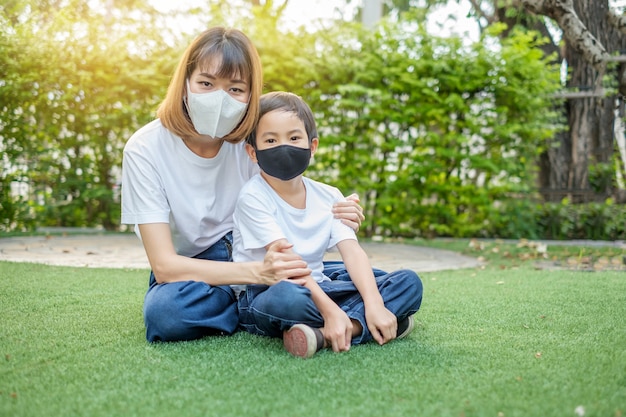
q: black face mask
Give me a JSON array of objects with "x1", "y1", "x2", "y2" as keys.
[{"x1": 255, "y1": 145, "x2": 311, "y2": 181}]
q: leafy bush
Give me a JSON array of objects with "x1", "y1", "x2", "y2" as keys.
[
  {"x1": 3, "y1": 3, "x2": 622, "y2": 242},
  {"x1": 302, "y1": 18, "x2": 561, "y2": 240},
  {"x1": 506, "y1": 199, "x2": 626, "y2": 241},
  {"x1": 0, "y1": 1, "x2": 175, "y2": 232}
]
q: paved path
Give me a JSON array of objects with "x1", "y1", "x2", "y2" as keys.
[{"x1": 0, "y1": 233, "x2": 481, "y2": 272}]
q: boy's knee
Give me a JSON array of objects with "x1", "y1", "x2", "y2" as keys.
[
  {"x1": 403, "y1": 270, "x2": 423, "y2": 309},
  {"x1": 406, "y1": 270, "x2": 423, "y2": 293},
  {"x1": 392, "y1": 269, "x2": 423, "y2": 308}
]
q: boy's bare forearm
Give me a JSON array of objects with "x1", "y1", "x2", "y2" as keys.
[
  {"x1": 303, "y1": 276, "x2": 344, "y2": 317},
  {"x1": 338, "y1": 240, "x2": 385, "y2": 307}
]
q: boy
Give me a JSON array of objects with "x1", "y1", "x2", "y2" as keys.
[{"x1": 232, "y1": 92, "x2": 423, "y2": 358}]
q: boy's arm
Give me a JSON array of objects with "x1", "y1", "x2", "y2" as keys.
[
  {"x1": 336, "y1": 239, "x2": 398, "y2": 345},
  {"x1": 268, "y1": 238, "x2": 353, "y2": 352},
  {"x1": 302, "y1": 275, "x2": 353, "y2": 352}
]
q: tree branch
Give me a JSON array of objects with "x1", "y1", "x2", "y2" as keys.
[
  {"x1": 518, "y1": 0, "x2": 609, "y2": 71},
  {"x1": 607, "y1": 7, "x2": 626, "y2": 37},
  {"x1": 467, "y1": 0, "x2": 494, "y2": 25}
]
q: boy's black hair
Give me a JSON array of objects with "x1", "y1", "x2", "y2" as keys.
[{"x1": 246, "y1": 91, "x2": 318, "y2": 148}]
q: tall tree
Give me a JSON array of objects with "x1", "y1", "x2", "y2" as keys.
[
  {"x1": 368, "y1": 0, "x2": 626, "y2": 202},
  {"x1": 459, "y1": 0, "x2": 625, "y2": 202}
]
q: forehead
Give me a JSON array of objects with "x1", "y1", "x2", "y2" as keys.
[
  {"x1": 258, "y1": 110, "x2": 303, "y2": 130},
  {"x1": 194, "y1": 50, "x2": 248, "y2": 80}
]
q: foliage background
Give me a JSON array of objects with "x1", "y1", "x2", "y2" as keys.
[{"x1": 1, "y1": 0, "x2": 622, "y2": 239}]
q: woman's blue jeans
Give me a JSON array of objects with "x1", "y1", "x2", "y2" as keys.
[
  {"x1": 238, "y1": 261, "x2": 423, "y2": 345},
  {"x1": 143, "y1": 233, "x2": 237, "y2": 342}
]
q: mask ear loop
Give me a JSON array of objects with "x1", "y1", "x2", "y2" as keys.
[{"x1": 183, "y1": 79, "x2": 192, "y2": 117}]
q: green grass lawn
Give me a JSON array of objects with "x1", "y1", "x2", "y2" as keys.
[{"x1": 1, "y1": 240, "x2": 625, "y2": 417}]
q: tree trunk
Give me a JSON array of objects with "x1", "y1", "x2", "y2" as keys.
[{"x1": 540, "y1": 0, "x2": 625, "y2": 202}]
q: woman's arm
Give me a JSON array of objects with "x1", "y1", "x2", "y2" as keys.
[
  {"x1": 139, "y1": 223, "x2": 310, "y2": 285},
  {"x1": 336, "y1": 239, "x2": 398, "y2": 345}
]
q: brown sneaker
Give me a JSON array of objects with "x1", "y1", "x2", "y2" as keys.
[
  {"x1": 396, "y1": 315, "x2": 415, "y2": 339},
  {"x1": 283, "y1": 324, "x2": 324, "y2": 358}
]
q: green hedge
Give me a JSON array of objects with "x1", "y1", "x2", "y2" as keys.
[
  {"x1": 534, "y1": 200, "x2": 626, "y2": 241},
  {"x1": 469, "y1": 199, "x2": 626, "y2": 241},
  {"x1": 346, "y1": 194, "x2": 625, "y2": 241}
]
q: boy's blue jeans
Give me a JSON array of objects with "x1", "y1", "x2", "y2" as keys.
[
  {"x1": 238, "y1": 261, "x2": 423, "y2": 345},
  {"x1": 143, "y1": 232, "x2": 238, "y2": 342}
]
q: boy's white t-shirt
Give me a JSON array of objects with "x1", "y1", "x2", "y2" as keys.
[
  {"x1": 121, "y1": 119, "x2": 258, "y2": 257},
  {"x1": 232, "y1": 173, "x2": 357, "y2": 288}
]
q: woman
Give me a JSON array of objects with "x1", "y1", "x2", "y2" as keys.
[{"x1": 121, "y1": 27, "x2": 363, "y2": 342}]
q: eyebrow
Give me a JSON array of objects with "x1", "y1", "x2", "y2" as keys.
[
  {"x1": 260, "y1": 128, "x2": 305, "y2": 138},
  {"x1": 197, "y1": 72, "x2": 247, "y2": 84}
]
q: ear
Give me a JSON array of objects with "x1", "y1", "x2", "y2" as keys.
[
  {"x1": 245, "y1": 143, "x2": 257, "y2": 162},
  {"x1": 310, "y1": 137, "x2": 319, "y2": 157}
]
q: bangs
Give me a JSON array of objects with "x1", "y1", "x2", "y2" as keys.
[{"x1": 196, "y1": 44, "x2": 251, "y2": 80}]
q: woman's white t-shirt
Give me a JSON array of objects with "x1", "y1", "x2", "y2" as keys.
[{"x1": 121, "y1": 119, "x2": 258, "y2": 257}]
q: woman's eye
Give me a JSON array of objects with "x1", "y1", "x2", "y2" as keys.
[{"x1": 231, "y1": 87, "x2": 245, "y2": 94}]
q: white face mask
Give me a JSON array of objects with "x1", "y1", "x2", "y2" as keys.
[{"x1": 185, "y1": 81, "x2": 248, "y2": 138}]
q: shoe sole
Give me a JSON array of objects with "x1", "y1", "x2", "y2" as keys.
[{"x1": 283, "y1": 324, "x2": 318, "y2": 358}]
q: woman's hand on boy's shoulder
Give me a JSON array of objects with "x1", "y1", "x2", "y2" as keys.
[{"x1": 333, "y1": 193, "x2": 365, "y2": 232}]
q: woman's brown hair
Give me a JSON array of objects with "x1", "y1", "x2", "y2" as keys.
[{"x1": 157, "y1": 27, "x2": 263, "y2": 144}]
